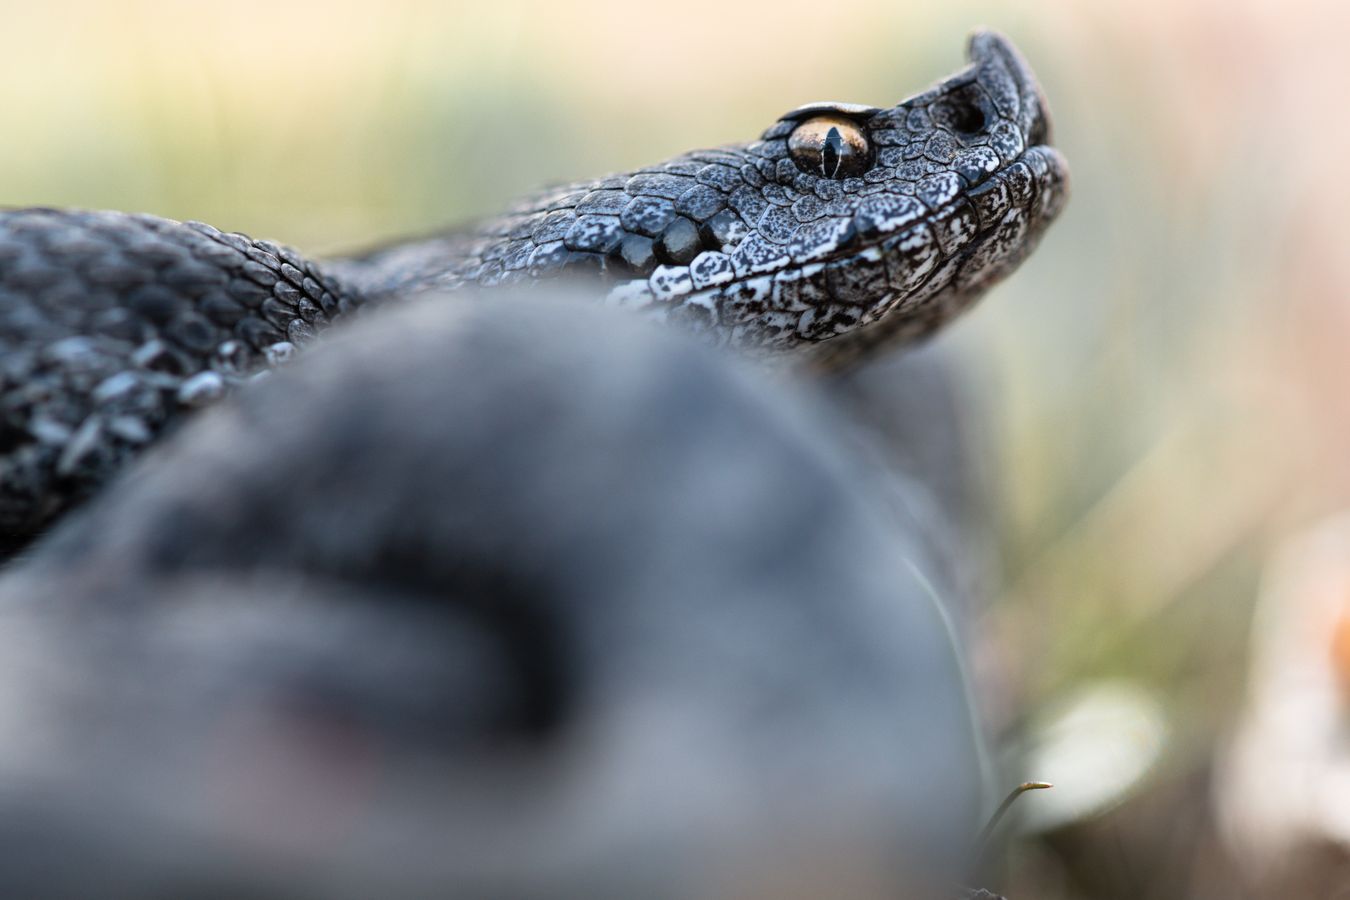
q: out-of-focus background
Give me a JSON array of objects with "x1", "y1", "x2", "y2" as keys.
[{"x1": 5, "y1": 1, "x2": 1349, "y2": 896}]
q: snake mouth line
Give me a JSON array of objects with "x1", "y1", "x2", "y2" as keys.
[
  {"x1": 635, "y1": 143, "x2": 1068, "y2": 323},
  {"x1": 664, "y1": 30, "x2": 1065, "y2": 323}
]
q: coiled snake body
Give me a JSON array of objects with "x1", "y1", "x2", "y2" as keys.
[{"x1": 0, "y1": 32, "x2": 1066, "y2": 548}]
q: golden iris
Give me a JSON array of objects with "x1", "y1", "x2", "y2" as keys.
[{"x1": 787, "y1": 116, "x2": 871, "y2": 179}]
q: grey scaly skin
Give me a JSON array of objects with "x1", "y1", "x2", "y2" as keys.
[
  {"x1": 342, "y1": 31, "x2": 1067, "y2": 361},
  {"x1": 0, "y1": 30, "x2": 1066, "y2": 547}
]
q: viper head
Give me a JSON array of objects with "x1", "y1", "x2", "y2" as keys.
[{"x1": 459, "y1": 31, "x2": 1068, "y2": 367}]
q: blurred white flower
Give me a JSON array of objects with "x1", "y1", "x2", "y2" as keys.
[{"x1": 1218, "y1": 514, "x2": 1350, "y2": 879}]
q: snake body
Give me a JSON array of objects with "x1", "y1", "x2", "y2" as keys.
[{"x1": 0, "y1": 31, "x2": 1066, "y2": 547}]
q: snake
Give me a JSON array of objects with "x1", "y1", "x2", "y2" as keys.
[{"x1": 0, "y1": 30, "x2": 1067, "y2": 550}]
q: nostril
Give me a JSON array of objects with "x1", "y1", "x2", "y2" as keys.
[
  {"x1": 949, "y1": 101, "x2": 986, "y2": 135},
  {"x1": 0, "y1": 421, "x2": 27, "y2": 454},
  {"x1": 931, "y1": 86, "x2": 988, "y2": 136}
]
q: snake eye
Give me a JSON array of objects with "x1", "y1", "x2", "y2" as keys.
[{"x1": 787, "y1": 116, "x2": 871, "y2": 179}]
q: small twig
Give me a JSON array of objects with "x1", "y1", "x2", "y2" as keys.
[{"x1": 974, "y1": 781, "x2": 1053, "y2": 854}]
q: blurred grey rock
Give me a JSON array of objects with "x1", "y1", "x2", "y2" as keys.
[{"x1": 0, "y1": 291, "x2": 986, "y2": 898}]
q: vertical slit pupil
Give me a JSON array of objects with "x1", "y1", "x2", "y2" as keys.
[{"x1": 822, "y1": 127, "x2": 843, "y2": 178}]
